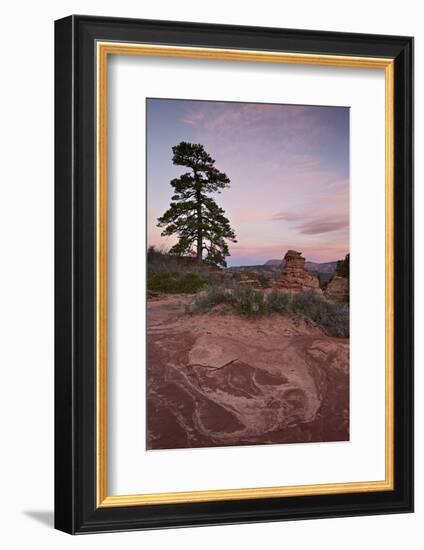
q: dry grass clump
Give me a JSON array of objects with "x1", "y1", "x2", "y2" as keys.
[{"x1": 188, "y1": 285, "x2": 349, "y2": 337}]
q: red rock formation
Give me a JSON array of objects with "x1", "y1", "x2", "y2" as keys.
[
  {"x1": 277, "y1": 250, "x2": 321, "y2": 293},
  {"x1": 324, "y1": 276, "x2": 349, "y2": 302},
  {"x1": 324, "y1": 254, "x2": 349, "y2": 302}
]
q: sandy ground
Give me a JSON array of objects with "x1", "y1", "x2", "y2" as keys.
[{"x1": 147, "y1": 294, "x2": 349, "y2": 450}]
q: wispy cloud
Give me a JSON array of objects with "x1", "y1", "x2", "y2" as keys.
[
  {"x1": 181, "y1": 102, "x2": 310, "y2": 131},
  {"x1": 296, "y1": 219, "x2": 348, "y2": 235},
  {"x1": 273, "y1": 210, "x2": 348, "y2": 236},
  {"x1": 272, "y1": 177, "x2": 349, "y2": 237},
  {"x1": 179, "y1": 102, "x2": 333, "y2": 154}
]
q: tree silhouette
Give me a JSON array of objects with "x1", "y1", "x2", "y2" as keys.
[{"x1": 157, "y1": 142, "x2": 236, "y2": 267}]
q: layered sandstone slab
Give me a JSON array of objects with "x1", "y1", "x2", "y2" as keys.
[
  {"x1": 277, "y1": 250, "x2": 321, "y2": 293},
  {"x1": 146, "y1": 295, "x2": 349, "y2": 450}
]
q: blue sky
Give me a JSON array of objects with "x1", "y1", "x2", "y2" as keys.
[{"x1": 147, "y1": 98, "x2": 349, "y2": 266}]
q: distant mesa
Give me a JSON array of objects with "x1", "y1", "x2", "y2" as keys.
[{"x1": 277, "y1": 250, "x2": 322, "y2": 294}]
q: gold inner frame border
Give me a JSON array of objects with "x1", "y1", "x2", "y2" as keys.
[{"x1": 96, "y1": 42, "x2": 394, "y2": 508}]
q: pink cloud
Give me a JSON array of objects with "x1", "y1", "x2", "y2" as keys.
[
  {"x1": 297, "y1": 219, "x2": 348, "y2": 235},
  {"x1": 180, "y1": 102, "x2": 325, "y2": 145}
]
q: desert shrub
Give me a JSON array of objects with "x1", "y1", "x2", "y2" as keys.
[
  {"x1": 230, "y1": 270, "x2": 243, "y2": 282},
  {"x1": 256, "y1": 273, "x2": 272, "y2": 288},
  {"x1": 187, "y1": 285, "x2": 230, "y2": 312},
  {"x1": 147, "y1": 245, "x2": 225, "y2": 287},
  {"x1": 148, "y1": 272, "x2": 206, "y2": 294},
  {"x1": 265, "y1": 290, "x2": 291, "y2": 313},
  {"x1": 291, "y1": 290, "x2": 349, "y2": 337},
  {"x1": 188, "y1": 284, "x2": 349, "y2": 337},
  {"x1": 231, "y1": 285, "x2": 266, "y2": 314},
  {"x1": 188, "y1": 284, "x2": 266, "y2": 314},
  {"x1": 147, "y1": 246, "x2": 192, "y2": 276},
  {"x1": 177, "y1": 273, "x2": 207, "y2": 293},
  {"x1": 147, "y1": 245, "x2": 162, "y2": 262}
]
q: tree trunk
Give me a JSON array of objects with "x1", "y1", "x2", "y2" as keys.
[{"x1": 195, "y1": 186, "x2": 202, "y2": 263}]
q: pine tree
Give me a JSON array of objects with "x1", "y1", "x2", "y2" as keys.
[{"x1": 157, "y1": 142, "x2": 236, "y2": 267}]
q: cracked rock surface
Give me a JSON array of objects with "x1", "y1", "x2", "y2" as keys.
[{"x1": 147, "y1": 295, "x2": 349, "y2": 450}]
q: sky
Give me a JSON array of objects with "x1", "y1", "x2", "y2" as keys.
[{"x1": 146, "y1": 98, "x2": 349, "y2": 266}]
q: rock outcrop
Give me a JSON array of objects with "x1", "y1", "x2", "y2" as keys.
[
  {"x1": 277, "y1": 250, "x2": 321, "y2": 293},
  {"x1": 147, "y1": 295, "x2": 349, "y2": 450},
  {"x1": 324, "y1": 254, "x2": 349, "y2": 302},
  {"x1": 324, "y1": 276, "x2": 349, "y2": 302}
]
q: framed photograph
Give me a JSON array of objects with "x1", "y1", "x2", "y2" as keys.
[{"x1": 54, "y1": 15, "x2": 413, "y2": 533}]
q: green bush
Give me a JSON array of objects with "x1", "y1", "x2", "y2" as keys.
[
  {"x1": 187, "y1": 285, "x2": 230, "y2": 312},
  {"x1": 148, "y1": 272, "x2": 206, "y2": 294},
  {"x1": 188, "y1": 285, "x2": 349, "y2": 337},
  {"x1": 256, "y1": 273, "x2": 272, "y2": 288},
  {"x1": 290, "y1": 290, "x2": 349, "y2": 337},
  {"x1": 188, "y1": 285, "x2": 266, "y2": 315},
  {"x1": 231, "y1": 285, "x2": 266, "y2": 314},
  {"x1": 265, "y1": 289, "x2": 291, "y2": 313}
]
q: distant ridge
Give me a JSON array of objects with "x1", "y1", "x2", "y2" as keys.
[
  {"x1": 228, "y1": 259, "x2": 339, "y2": 282},
  {"x1": 263, "y1": 258, "x2": 337, "y2": 274},
  {"x1": 264, "y1": 259, "x2": 282, "y2": 267},
  {"x1": 305, "y1": 261, "x2": 338, "y2": 274}
]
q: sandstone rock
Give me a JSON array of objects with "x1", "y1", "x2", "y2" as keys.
[
  {"x1": 324, "y1": 275, "x2": 349, "y2": 302},
  {"x1": 277, "y1": 250, "x2": 321, "y2": 293},
  {"x1": 146, "y1": 295, "x2": 349, "y2": 449},
  {"x1": 188, "y1": 335, "x2": 238, "y2": 369}
]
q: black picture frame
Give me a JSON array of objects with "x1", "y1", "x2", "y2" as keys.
[{"x1": 55, "y1": 15, "x2": 414, "y2": 534}]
